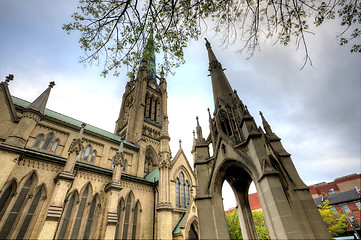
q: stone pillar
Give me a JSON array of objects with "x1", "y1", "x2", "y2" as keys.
[
  {"x1": 38, "y1": 123, "x2": 84, "y2": 239},
  {"x1": 104, "y1": 141, "x2": 124, "y2": 239}
]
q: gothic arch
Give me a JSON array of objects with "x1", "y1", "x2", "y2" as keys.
[
  {"x1": 131, "y1": 200, "x2": 142, "y2": 239},
  {"x1": 122, "y1": 191, "x2": 135, "y2": 239},
  {"x1": 144, "y1": 146, "x2": 158, "y2": 176},
  {"x1": 115, "y1": 197, "x2": 125, "y2": 239},
  {"x1": 185, "y1": 217, "x2": 199, "y2": 240},
  {"x1": 82, "y1": 193, "x2": 100, "y2": 239},
  {"x1": 0, "y1": 171, "x2": 38, "y2": 239},
  {"x1": 42, "y1": 132, "x2": 54, "y2": 151},
  {"x1": 0, "y1": 178, "x2": 17, "y2": 220},
  {"x1": 56, "y1": 190, "x2": 79, "y2": 239},
  {"x1": 173, "y1": 166, "x2": 193, "y2": 186}
]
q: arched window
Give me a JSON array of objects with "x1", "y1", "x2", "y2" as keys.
[
  {"x1": 0, "y1": 175, "x2": 33, "y2": 238},
  {"x1": 153, "y1": 99, "x2": 158, "y2": 121},
  {"x1": 180, "y1": 172, "x2": 185, "y2": 208},
  {"x1": 83, "y1": 146, "x2": 91, "y2": 161},
  {"x1": 42, "y1": 134, "x2": 53, "y2": 150},
  {"x1": 123, "y1": 160, "x2": 127, "y2": 172},
  {"x1": 33, "y1": 135, "x2": 43, "y2": 148},
  {"x1": 16, "y1": 186, "x2": 44, "y2": 239},
  {"x1": 90, "y1": 151, "x2": 96, "y2": 163},
  {"x1": 132, "y1": 202, "x2": 140, "y2": 239},
  {"x1": 115, "y1": 199, "x2": 124, "y2": 239},
  {"x1": 0, "y1": 181, "x2": 15, "y2": 217},
  {"x1": 50, "y1": 139, "x2": 59, "y2": 153},
  {"x1": 83, "y1": 196, "x2": 97, "y2": 239},
  {"x1": 57, "y1": 193, "x2": 76, "y2": 239},
  {"x1": 122, "y1": 195, "x2": 132, "y2": 239},
  {"x1": 70, "y1": 185, "x2": 89, "y2": 238},
  {"x1": 176, "y1": 178, "x2": 180, "y2": 207},
  {"x1": 186, "y1": 181, "x2": 190, "y2": 205}
]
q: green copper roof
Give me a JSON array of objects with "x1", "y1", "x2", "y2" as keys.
[
  {"x1": 173, "y1": 212, "x2": 185, "y2": 234},
  {"x1": 11, "y1": 96, "x2": 138, "y2": 149},
  {"x1": 145, "y1": 168, "x2": 159, "y2": 182}
]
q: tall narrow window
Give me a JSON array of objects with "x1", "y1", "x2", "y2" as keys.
[
  {"x1": 176, "y1": 178, "x2": 180, "y2": 207},
  {"x1": 42, "y1": 134, "x2": 53, "y2": 150},
  {"x1": 123, "y1": 160, "x2": 127, "y2": 172},
  {"x1": 83, "y1": 197, "x2": 97, "y2": 239},
  {"x1": 132, "y1": 202, "x2": 139, "y2": 239},
  {"x1": 16, "y1": 187, "x2": 43, "y2": 239},
  {"x1": 115, "y1": 200, "x2": 123, "y2": 239},
  {"x1": 153, "y1": 99, "x2": 158, "y2": 121},
  {"x1": 70, "y1": 186, "x2": 89, "y2": 239},
  {"x1": 122, "y1": 196, "x2": 132, "y2": 239},
  {"x1": 57, "y1": 194, "x2": 76, "y2": 239},
  {"x1": 180, "y1": 172, "x2": 185, "y2": 208},
  {"x1": 83, "y1": 146, "x2": 91, "y2": 161},
  {"x1": 33, "y1": 135, "x2": 43, "y2": 148},
  {"x1": 50, "y1": 140, "x2": 59, "y2": 153},
  {"x1": 186, "y1": 181, "x2": 190, "y2": 205},
  {"x1": 0, "y1": 175, "x2": 33, "y2": 238},
  {"x1": 90, "y1": 151, "x2": 96, "y2": 163},
  {"x1": 0, "y1": 182, "x2": 15, "y2": 216}
]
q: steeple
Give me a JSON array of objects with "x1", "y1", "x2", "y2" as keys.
[
  {"x1": 259, "y1": 111, "x2": 279, "y2": 139},
  {"x1": 205, "y1": 39, "x2": 234, "y2": 106},
  {"x1": 27, "y1": 81, "x2": 55, "y2": 117},
  {"x1": 144, "y1": 31, "x2": 156, "y2": 79}
]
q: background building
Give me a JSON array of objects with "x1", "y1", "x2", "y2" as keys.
[{"x1": 0, "y1": 53, "x2": 199, "y2": 239}]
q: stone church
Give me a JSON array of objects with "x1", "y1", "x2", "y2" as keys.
[{"x1": 0, "y1": 48, "x2": 199, "y2": 238}]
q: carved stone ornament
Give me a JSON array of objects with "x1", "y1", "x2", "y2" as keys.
[
  {"x1": 209, "y1": 60, "x2": 223, "y2": 71},
  {"x1": 112, "y1": 151, "x2": 124, "y2": 167},
  {"x1": 159, "y1": 159, "x2": 170, "y2": 168},
  {"x1": 68, "y1": 138, "x2": 84, "y2": 154}
]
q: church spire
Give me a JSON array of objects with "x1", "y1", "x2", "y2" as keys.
[
  {"x1": 205, "y1": 38, "x2": 234, "y2": 106},
  {"x1": 259, "y1": 111, "x2": 279, "y2": 139},
  {"x1": 27, "y1": 81, "x2": 55, "y2": 117}
]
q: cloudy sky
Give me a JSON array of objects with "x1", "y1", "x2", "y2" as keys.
[{"x1": 0, "y1": 0, "x2": 360, "y2": 210}]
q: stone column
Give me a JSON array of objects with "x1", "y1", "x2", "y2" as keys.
[
  {"x1": 104, "y1": 141, "x2": 124, "y2": 239},
  {"x1": 38, "y1": 123, "x2": 85, "y2": 239}
]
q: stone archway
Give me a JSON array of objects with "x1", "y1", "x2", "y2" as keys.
[{"x1": 193, "y1": 39, "x2": 331, "y2": 240}]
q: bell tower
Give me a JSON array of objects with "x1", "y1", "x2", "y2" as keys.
[
  {"x1": 193, "y1": 39, "x2": 331, "y2": 240},
  {"x1": 114, "y1": 37, "x2": 169, "y2": 177}
]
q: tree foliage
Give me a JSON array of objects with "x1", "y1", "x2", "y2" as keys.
[
  {"x1": 63, "y1": 0, "x2": 361, "y2": 76},
  {"x1": 318, "y1": 200, "x2": 348, "y2": 237},
  {"x1": 225, "y1": 209, "x2": 270, "y2": 239}
]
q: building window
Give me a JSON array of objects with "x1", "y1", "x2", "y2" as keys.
[
  {"x1": 70, "y1": 185, "x2": 89, "y2": 239},
  {"x1": 123, "y1": 160, "x2": 127, "y2": 172},
  {"x1": 186, "y1": 181, "x2": 190, "y2": 205},
  {"x1": 42, "y1": 134, "x2": 53, "y2": 150},
  {"x1": 90, "y1": 151, "x2": 96, "y2": 163},
  {"x1": 50, "y1": 139, "x2": 59, "y2": 153},
  {"x1": 0, "y1": 181, "x2": 15, "y2": 217},
  {"x1": 328, "y1": 188, "x2": 336, "y2": 194},
  {"x1": 16, "y1": 187, "x2": 44, "y2": 239},
  {"x1": 83, "y1": 146, "x2": 91, "y2": 161},
  {"x1": 180, "y1": 172, "x2": 185, "y2": 208},
  {"x1": 115, "y1": 199, "x2": 124, "y2": 239},
  {"x1": 83, "y1": 196, "x2": 97, "y2": 239},
  {"x1": 0, "y1": 175, "x2": 33, "y2": 238},
  {"x1": 33, "y1": 135, "x2": 43, "y2": 148},
  {"x1": 57, "y1": 193, "x2": 76, "y2": 239},
  {"x1": 341, "y1": 204, "x2": 351, "y2": 213},
  {"x1": 76, "y1": 150, "x2": 82, "y2": 160},
  {"x1": 176, "y1": 178, "x2": 180, "y2": 207},
  {"x1": 122, "y1": 195, "x2": 132, "y2": 239},
  {"x1": 132, "y1": 202, "x2": 140, "y2": 239}
]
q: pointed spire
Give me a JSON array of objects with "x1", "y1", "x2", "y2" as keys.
[
  {"x1": 196, "y1": 116, "x2": 204, "y2": 142},
  {"x1": 205, "y1": 39, "x2": 234, "y2": 106},
  {"x1": 144, "y1": 30, "x2": 156, "y2": 79},
  {"x1": 179, "y1": 139, "x2": 182, "y2": 149},
  {"x1": 207, "y1": 108, "x2": 212, "y2": 121},
  {"x1": 27, "y1": 81, "x2": 55, "y2": 116},
  {"x1": 259, "y1": 111, "x2": 279, "y2": 138}
]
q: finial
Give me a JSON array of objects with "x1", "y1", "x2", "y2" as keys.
[
  {"x1": 179, "y1": 139, "x2": 182, "y2": 148},
  {"x1": 207, "y1": 108, "x2": 212, "y2": 120},
  {"x1": 259, "y1": 111, "x2": 263, "y2": 117},
  {"x1": 49, "y1": 81, "x2": 55, "y2": 88},
  {"x1": 119, "y1": 139, "x2": 124, "y2": 153},
  {"x1": 77, "y1": 123, "x2": 86, "y2": 139},
  {"x1": 196, "y1": 116, "x2": 199, "y2": 124},
  {"x1": 5, "y1": 74, "x2": 14, "y2": 83}
]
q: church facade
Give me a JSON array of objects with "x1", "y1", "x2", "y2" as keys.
[{"x1": 0, "y1": 55, "x2": 198, "y2": 239}]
